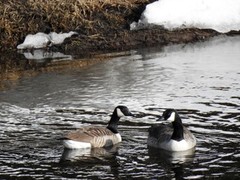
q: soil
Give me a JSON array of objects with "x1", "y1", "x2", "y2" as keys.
[{"x1": 60, "y1": 27, "x2": 221, "y2": 56}]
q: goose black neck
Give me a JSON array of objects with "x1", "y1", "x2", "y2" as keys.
[
  {"x1": 107, "y1": 110, "x2": 120, "y2": 134},
  {"x1": 171, "y1": 114, "x2": 184, "y2": 141}
]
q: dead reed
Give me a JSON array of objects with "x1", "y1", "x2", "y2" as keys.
[{"x1": 0, "y1": 0, "x2": 150, "y2": 51}]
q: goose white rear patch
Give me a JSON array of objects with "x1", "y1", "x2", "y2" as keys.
[{"x1": 63, "y1": 140, "x2": 91, "y2": 149}]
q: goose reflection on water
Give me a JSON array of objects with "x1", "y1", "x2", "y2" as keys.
[
  {"x1": 59, "y1": 144, "x2": 121, "y2": 180},
  {"x1": 148, "y1": 146, "x2": 196, "y2": 180},
  {"x1": 60, "y1": 144, "x2": 120, "y2": 162},
  {"x1": 148, "y1": 146, "x2": 196, "y2": 165}
]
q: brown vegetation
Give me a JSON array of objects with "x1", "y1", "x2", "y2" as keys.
[
  {"x1": 1, "y1": 0, "x2": 239, "y2": 53},
  {"x1": 0, "y1": 0, "x2": 152, "y2": 51}
]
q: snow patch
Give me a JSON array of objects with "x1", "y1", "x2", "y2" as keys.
[
  {"x1": 17, "y1": 31, "x2": 78, "y2": 49},
  {"x1": 131, "y1": 0, "x2": 240, "y2": 33}
]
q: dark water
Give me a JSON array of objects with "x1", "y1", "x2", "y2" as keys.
[{"x1": 0, "y1": 36, "x2": 240, "y2": 179}]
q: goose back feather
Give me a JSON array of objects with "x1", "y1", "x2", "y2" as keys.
[{"x1": 64, "y1": 126, "x2": 121, "y2": 148}]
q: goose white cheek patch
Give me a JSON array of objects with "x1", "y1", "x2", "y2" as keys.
[
  {"x1": 167, "y1": 112, "x2": 175, "y2": 122},
  {"x1": 117, "y1": 108, "x2": 125, "y2": 117}
]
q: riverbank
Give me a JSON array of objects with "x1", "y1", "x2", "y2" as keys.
[
  {"x1": 1, "y1": 0, "x2": 239, "y2": 54},
  {"x1": 1, "y1": 0, "x2": 240, "y2": 90}
]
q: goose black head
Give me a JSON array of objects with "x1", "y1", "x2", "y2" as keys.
[
  {"x1": 162, "y1": 109, "x2": 177, "y2": 122},
  {"x1": 115, "y1": 106, "x2": 133, "y2": 118},
  {"x1": 157, "y1": 109, "x2": 181, "y2": 123}
]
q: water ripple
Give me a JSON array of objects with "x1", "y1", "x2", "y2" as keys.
[{"x1": 0, "y1": 36, "x2": 240, "y2": 179}]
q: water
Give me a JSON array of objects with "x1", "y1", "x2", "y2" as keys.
[{"x1": 0, "y1": 36, "x2": 240, "y2": 179}]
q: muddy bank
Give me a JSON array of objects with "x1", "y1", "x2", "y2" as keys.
[
  {"x1": 1, "y1": 0, "x2": 240, "y2": 90},
  {"x1": 61, "y1": 27, "x2": 221, "y2": 56}
]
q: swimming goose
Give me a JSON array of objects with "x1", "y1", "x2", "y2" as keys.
[
  {"x1": 147, "y1": 109, "x2": 196, "y2": 151},
  {"x1": 63, "y1": 106, "x2": 133, "y2": 149}
]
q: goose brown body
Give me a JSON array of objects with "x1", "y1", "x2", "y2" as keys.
[{"x1": 65, "y1": 126, "x2": 122, "y2": 148}]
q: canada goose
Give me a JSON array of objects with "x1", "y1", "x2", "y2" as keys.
[
  {"x1": 148, "y1": 109, "x2": 196, "y2": 151},
  {"x1": 63, "y1": 106, "x2": 133, "y2": 149}
]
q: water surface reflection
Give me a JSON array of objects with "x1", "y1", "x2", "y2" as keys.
[{"x1": 0, "y1": 36, "x2": 240, "y2": 179}]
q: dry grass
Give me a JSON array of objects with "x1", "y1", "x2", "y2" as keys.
[{"x1": 0, "y1": 0, "x2": 151, "y2": 51}]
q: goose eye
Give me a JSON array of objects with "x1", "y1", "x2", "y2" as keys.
[
  {"x1": 167, "y1": 112, "x2": 172, "y2": 118},
  {"x1": 163, "y1": 110, "x2": 172, "y2": 120},
  {"x1": 121, "y1": 108, "x2": 128, "y2": 115},
  {"x1": 164, "y1": 111, "x2": 170, "y2": 118}
]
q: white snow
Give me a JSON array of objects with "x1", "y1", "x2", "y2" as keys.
[
  {"x1": 131, "y1": 0, "x2": 240, "y2": 33},
  {"x1": 49, "y1": 31, "x2": 77, "y2": 45},
  {"x1": 17, "y1": 32, "x2": 51, "y2": 49},
  {"x1": 17, "y1": 31, "x2": 77, "y2": 49}
]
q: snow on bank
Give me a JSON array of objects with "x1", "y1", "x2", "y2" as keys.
[
  {"x1": 17, "y1": 31, "x2": 77, "y2": 49},
  {"x1": 131, "y1": 0, "x2": 240, "y2": 33}
]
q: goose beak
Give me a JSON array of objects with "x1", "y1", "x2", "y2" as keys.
[
  {"x1": 156, "y1": 116, "x2": 164, "y2": 121},
  {"x1": 127, "y1": 112, "x2": 134, "y2": 117}
]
